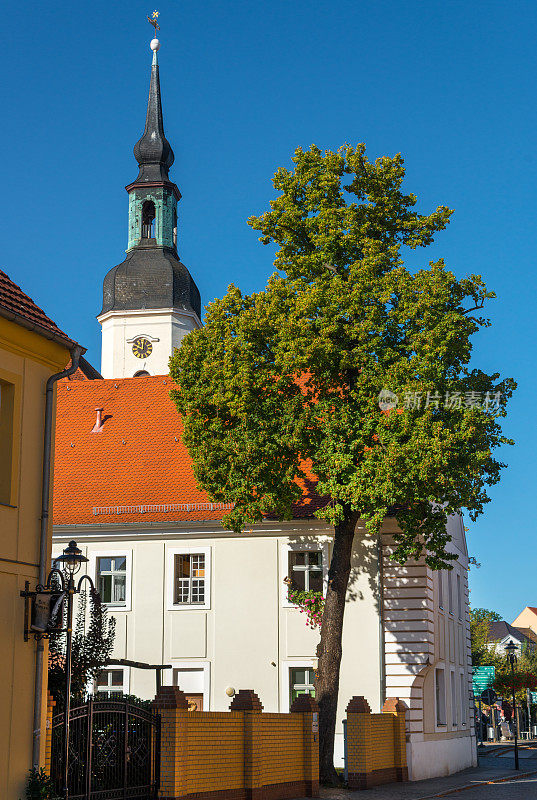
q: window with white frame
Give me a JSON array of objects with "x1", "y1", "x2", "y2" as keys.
[
  {"x1": 457, "y1": 573, "x2": 462, "y2": 619},
  {"x1": 94, "y1": 668, "x2": 128, "y2": 699},
  {"x1": 435, "y1": 667, "x2": 446, "y2": 725},
  {"x1": 289, "y1": 667, "x2": 316, "y2": 706},
  {"x1": 174, "y1": 553, "x2": 206, "y2": 605},
  {"x1": 288, "y1": 551, "x2": 323, "y2": 592},
  {"x1": 97, "y1": 556, "x2": 127, "y2": 605},
  {"x1": 448, "y1": 570, "x2": 453, "y2": 614},
  {"x1": 438, "y1": 571, "x2": 444, "y2": 609}
]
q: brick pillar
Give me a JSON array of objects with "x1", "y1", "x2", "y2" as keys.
[
  {"x1": 229, "y1": 690, "x2": 263, "y2": 800},
  {"x1": 152, "y1": 685, "x2": 189, "y2": 800},
  {"x1": 346, "y1": 696, "x2": 372, "y2": 790},
  {"x1": 44, "y1": 691, "x2": 55, "y2": 776},
  {"x1": 290, "y1": 694, "x2": 320, "y2": 797},
  {"x1": 382, "y1": 697, "x2": 409, "y2": 782}
]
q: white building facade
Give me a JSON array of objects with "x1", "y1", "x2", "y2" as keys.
[{"x1": 52, "y1": 490, "x2": 476, "y2": 779}]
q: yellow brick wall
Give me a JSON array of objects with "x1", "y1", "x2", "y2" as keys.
[
  {"x1": 44, "y1": 692, "x2": 55, "y2": 776},
  {"x1": 153, "y1": 687, "x2": 319, "y2": 799},
  {"x1": 260, "y1": 713, "x2": 304, "y2": 785},
  {"x1": 185, "y1": 711, "x2": 244, "y2": 794},
  {"x1": 346, "y1": 696, "x2": 408, "y2": 788}
]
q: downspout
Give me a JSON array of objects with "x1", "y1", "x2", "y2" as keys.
[{"x1": 32, "y1": 345, "x2": 83, "y2": 768}]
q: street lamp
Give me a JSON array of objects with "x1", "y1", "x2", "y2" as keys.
[
  {"x1": 505, "y1": 641, "x2": 520, "y2": 770},
  {"x1": 21, "y1": 539, "x2": 95, "y2": 800},
  {"x1": 54, "y1": 541, "x2": 92, "y2": 799}
]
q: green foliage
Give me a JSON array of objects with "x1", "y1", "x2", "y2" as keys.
[
  {"x1": 20, "y1": 768, "x2": 59, "y2": 800},
  {"x1": 470, "y1": 607, "x2": 502, "y2": 666},
  {"x1": 117, "y1": 694, "x2": 152, "y2": 709},
  {"x1": 48, "y1": 587, "x2": 116, "y2": 707},
  {"x1": 170, "y1": 143, "x2": 515, "y2": 569}
]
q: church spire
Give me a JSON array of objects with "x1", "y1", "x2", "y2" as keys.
[
  {"x1": 132, "y1": 29, "x2": 175, "y2": 183},
  {"x1": 98, "y1": 16, "x2": 201, "y2": 379}
]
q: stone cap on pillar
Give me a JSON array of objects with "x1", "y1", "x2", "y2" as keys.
[
  {"x1": 382, "y1": 697, "x2": 408, "y2": 714},
  {"x1": 152, "y1": 685, "x2": 189, "y2": 710},
  {"x1": 290, "y1": 694, "x2": 319, "y2": 713},
  {"x1": 229, "y1": 690, "x2": 263, "y2": 711},
  {"x1": 346, "y1": 696, "x2": 371, "y2": 714}
]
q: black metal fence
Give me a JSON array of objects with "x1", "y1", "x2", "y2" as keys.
[{"x1": 51, "y1": 698, "x2": 160, "y2": 799}]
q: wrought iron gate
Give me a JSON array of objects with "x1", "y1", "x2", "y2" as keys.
[{"x1": 51, "y1": 698, "x2": 160, "y2": 799}]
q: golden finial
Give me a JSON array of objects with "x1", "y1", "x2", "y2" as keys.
[{"x1": 147, "y1": 10, "x2": 160, "y2": 33}]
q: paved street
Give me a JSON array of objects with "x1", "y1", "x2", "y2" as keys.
[{"x1": 293, "y1": 744, "x2": 537, "y2": 799}]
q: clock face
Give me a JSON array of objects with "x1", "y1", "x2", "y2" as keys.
[{"x1": 132, "y1": 336, "x2": 153, "y2": 359}]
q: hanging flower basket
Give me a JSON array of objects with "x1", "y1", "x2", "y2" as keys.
[
  {"x1": 284, "y1": 577, "x2": 324, "y2": 629},
  {"x1": 493, "y1": 671, "x2": 537, "y2": 696}
]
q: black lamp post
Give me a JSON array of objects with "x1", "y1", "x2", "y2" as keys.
[
  {"x1": 53, "y1": 540, "x2": 94, "y2": 800},
  {"x1": 21, "y1": 539, "x2": 96, "y2": 798},
  {"x1": 505, "y1": 641, "x2": 520, "y2": 770}
]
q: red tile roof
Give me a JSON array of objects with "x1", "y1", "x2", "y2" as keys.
[
  {"x1": 0, "y1": 269, "x2": 78, "y2": 347},
  {"x1": 53, "y1": 375, "x2": 324, "y2": 526}
]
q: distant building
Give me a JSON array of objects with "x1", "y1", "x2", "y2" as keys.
[
  {"x1": 486, "y1": 620, "x2": 535, "y2": 655},
  {"x1": 512, "y1": 607, "x2": 537, "y2": 642},
  {"x1": 0, "y1": 270, "x2": 82, "y2": 799}
]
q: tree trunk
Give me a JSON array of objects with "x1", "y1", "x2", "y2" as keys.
[{"x1": 316, "y1": 510, "x2": 359, "y2": 784}]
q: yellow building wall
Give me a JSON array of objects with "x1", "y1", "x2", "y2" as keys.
[
  {"x1": 0, "y1": 316, "x2": 70, "y2": 800},
  {"x1": 512, "y1": 607, "x2": 537, "y2": 633}
]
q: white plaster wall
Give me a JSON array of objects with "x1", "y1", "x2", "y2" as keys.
[
  {"x1": 53, "y1": 515, "x2": 475, "y2": 775},
  {"x1": 98, "y1": 308, "x2": 201, "y2": 378},
  {"x1": 53, "y1": 523, "x2": 382, "y2": 768},
  {"x1": 407, "y1": 735, "x2": 477, "y2": 781}
]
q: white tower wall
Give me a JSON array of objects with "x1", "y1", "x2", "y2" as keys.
[{"x1": 98, "y1": 308, "x2": 201, "y2": 378}]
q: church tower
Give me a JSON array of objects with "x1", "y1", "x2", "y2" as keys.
[{"x1": 98, "y1": 35, "x2": 201, "y2": 378}]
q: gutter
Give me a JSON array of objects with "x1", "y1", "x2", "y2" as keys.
[
  {"x1": 0, "y1": 305, "x2": 78, "y2": 352},
  {"x1": 32, "y1": 344, "x2": 84, "y2": 768}
]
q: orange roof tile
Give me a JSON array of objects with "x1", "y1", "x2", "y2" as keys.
[{"x1": 53, "y1": 375, "x2": 323, "y2": 526}]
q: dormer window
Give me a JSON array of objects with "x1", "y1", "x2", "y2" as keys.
[{"x1": 141, "y1": 201, "x2": 156, "y2": 239}]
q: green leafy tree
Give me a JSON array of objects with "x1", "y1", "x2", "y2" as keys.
[
  {"x1": 470, "y1": 607, "x2": 502, "y2": 666},
  {"x1": 170, "y1": 144, "x2": 515, "y2": 782},
  {"x1": 48, "y1": 588, "x2": 116, "y2": 707}
]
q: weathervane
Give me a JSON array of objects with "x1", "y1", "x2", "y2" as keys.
[{"x1": 147, "y1": 10, "x2": 160, "y2": 34}]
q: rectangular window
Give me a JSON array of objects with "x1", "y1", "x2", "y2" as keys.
[
  {"x1": 288, "y1": 551, "x2": 323, "y2": 592},
  {"x1": 460, "y1": 673, "x2": 466, "y2": 725},
  {"x1": 438, "y1": 571, "x2": 444, "y2": 609},
  {"x1": 174, "y1": 553, "x2": 206, "y2": 605},
  {"x1": 457, "y1": 573, "x2": 462, "y2": 619},
  {"x1": 451, "y1": 671, "x2": 457, "y2": 726},
  {"x1": 0, "y1": 379, "x2": 15, "y2": 505},
  {"x1": 448, "y1": 571, "x2": 453, "y2": 614},
  {"x1": 289, "y1": 667, "x2": 316, "y2": 706},
  {"x1": 435, "y1": 668, "x2": 446, "y2": 725},
  {"x1": 97, "y1": 556, "x2": 127, "y2": 605},
  {"x1": 95, "y1": 668, "x2": 127, "y2": 699}
]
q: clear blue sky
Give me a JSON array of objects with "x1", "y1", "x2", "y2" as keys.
[{"x1": 3, "y1": 0, "x2": 535, "y2": 620}]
